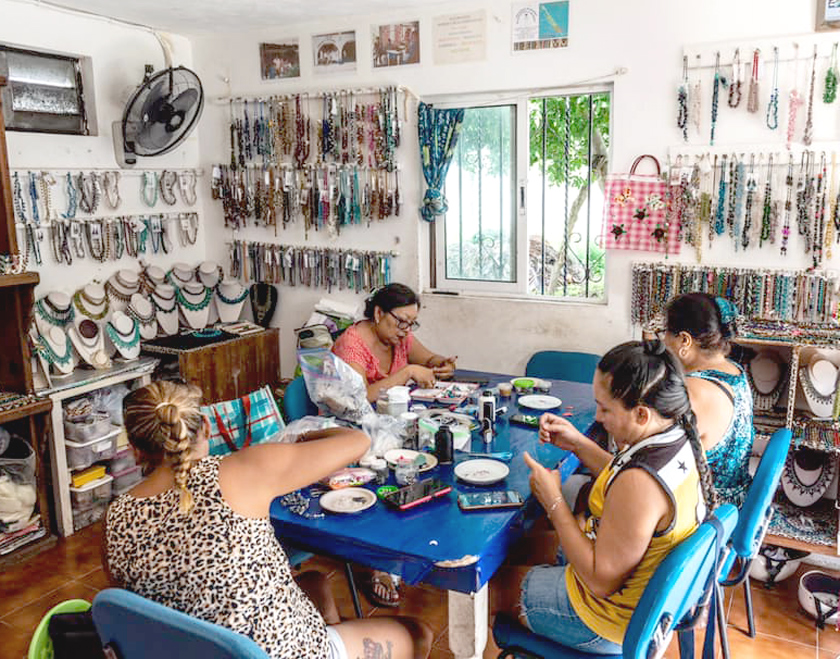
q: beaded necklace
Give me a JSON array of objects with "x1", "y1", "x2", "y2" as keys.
[
  {"x1": 35, "y1": 297, "x2": 74, "y2": 327},
  {"x1": 243, "y1": 100, "x2": 252, "y2": 162},
  {"x1": 814, "y1": 152, "x2": 828, "y2": 269},
  {"x1": 73, "y1": 288, "x2": 109, "y2": 320},
  {"x1": 61, "y1": 172, "x2": 77, "y2": 219},
  {"x1": 803, "y1": 45, "x2": 818, "y2": 146},
  {"x1": 728, "y1": 48, "x2": 742, "y2": 108},
  {"x1": 39, "y1": 172, "x2": 56, "y2": 221},
  {"x1": 151, "y1": 287, "x2": 177, "y2": 313},
  {"x1": 710, "y1": 52, "x2": 723, "y2": 146},
  {"x1": 77, "y1": 172, "x2": 100, "y2": 214},
  {"x1": 36, "y1": 332, "x2": 73, "y2": 366},
  {"x1": 84, "y1": 219, "x2": 107, "y2": 262},
  {"x1": 787, "y1": 45, "x2": 803, "y2": 150},
  {"x1": 827, "y1": 153, "x2": 839, "y2": 259},
  {"x1": 216, "y1": 282, "x2": 249, "y2": 305},
  {"x1": 176, "y1": 284, "x2": 213, "y2": 311},
  {"x1": 178, "y1": 170, "x2": 197, "y2": 205},
  {"x1": 760, "y1": 155, "x2": 774, "y2": 246},
  {"x1": 28, "y1": 172, "x2": 41, "y2": 225},
  {"x1": 742, "y1": 156, "x2": 758, "y2": 250},
  {"x1": 106, "y1": 320, "x2": 140, "y2": 352},
  {"x1": 766, "y1": 46, "x2": 780, "y2": 130},
  {"x1": 747, "y1": 48, "x2": 760, "y2": 113},
  {"x1": 126, "y1": 300, "x2": 156, "y2": 324},
  {"x1": 781, "y1": 156, "x2": 794, "y2": 255},
  {"x1": 142, "y1": 172, "x2": 158, "y2": 207},
  {"x1": 178, "y1": 213, "x2": 199, "y2": 246},
  {"x1": 159, "y1": 170, "x2": 178, "y2": 205},
  {"x1": 103, "y1": 171, "x2": 121, "y2": 210}
]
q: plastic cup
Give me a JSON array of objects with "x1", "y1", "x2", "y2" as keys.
[{"x1": 498, "y1": 382, "x2": 513, "y2": 398}]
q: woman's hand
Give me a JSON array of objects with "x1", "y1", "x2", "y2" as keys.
[
  {"x1": 408, "y1": 364, "x2": 436, "y2": 388},
  {"x1": 430, "y1": 355, "x2": 457, "y2": 380},
  {"x1": 523, "y1": 451, "x2": 564, "y2": 513},
  {"x1": 538, "y1": 413, "x2": 587, "y2": 453}
]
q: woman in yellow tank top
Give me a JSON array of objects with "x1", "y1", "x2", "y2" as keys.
[{"x1": 493, "y1": 340, "x2": 717, "y2": 653}]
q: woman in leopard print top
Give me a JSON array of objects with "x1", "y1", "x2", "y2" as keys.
[{"x1": 104, "y1": 381, "x2": 432, "y2": 659}]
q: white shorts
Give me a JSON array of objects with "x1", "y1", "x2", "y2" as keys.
[{"x1": 325, "y1": 626, "x2": 348, "y2": 659}]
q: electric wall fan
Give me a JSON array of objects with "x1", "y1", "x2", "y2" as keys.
[{"x1": 117, "y1": 63, "x2": 204, "y2": 166}]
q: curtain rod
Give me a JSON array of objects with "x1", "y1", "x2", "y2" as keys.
[{"x1": 214, "y1": 84, "x2": 418, "y2": 105}]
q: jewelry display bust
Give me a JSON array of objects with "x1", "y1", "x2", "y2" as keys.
[
  {"x1": 215, "y1": 279, "x2": 248, "y2": 324},
  {"x1": 141, "y1": 264, "x2": 166, "y2": 295},
  {"x1": 168, "y1": 262, "x2": 197, "y2": 287},
  {"x1": 249, "y1": 283, "x2": 278, "y2": 328},
  {"x1": 72, "y1": 283, "x2": 110, "y2": 324},
  {"x1": 127, "y1": 293, "x2": 158, "y2": 340},
  {"x1": 177, "y1": 281, "x2": 213, "y2": 330},
  {"x1": 68, "y1": 318, "x2": 111, "y2": 369},
  {"x1": 799, "y1": 357, "x2": 837, "y2": 419},
  {"x1": 747, "y1": 350, "x2": 788, "y2": 412},
  {"x1": 151, "y1": 283, "x2": 179, "y2": 336},
  {"x1": 37, "y1": 326, "x2": 76, "y2": 376},
  {"x1": 106, "y1": 269, "x2": 141, "y2": 313},
  {"x1": 34, "y1": 292, "x2": 75, "y2": 338},
  {"x1": 105, "y1": 311, "x2": 141, "y2": 361},
  {"x1": 197, "y1": 261, "x2": 224, "y2": 289}
]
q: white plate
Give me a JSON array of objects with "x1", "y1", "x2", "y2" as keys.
[
  {"x1": 518, "y1": 394, "x2": 562, "y2": 410},
  {"x1": 319, "y1": 487, "x2": 377, "y2": 514},
  {"x1": 383, "y1": 449, "x2": 438, "y2": 472},
  {"x1": 454, "y1": 459, "x2": 510, "y2": 485}
]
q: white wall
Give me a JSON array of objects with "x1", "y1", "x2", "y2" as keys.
[{"x1": 0, "y1": 0, "x2": 207, "y2": 297}]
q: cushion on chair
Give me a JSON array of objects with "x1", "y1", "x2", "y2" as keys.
[{"x1": 525, "y1": 351, "x2": 600, "y2": 384}]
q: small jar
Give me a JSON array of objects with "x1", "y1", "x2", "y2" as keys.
[
  {"x1": 376, "y1": 390, "x2": 390, "y2": 416},
  {"x1": 394, "y1": 459, "x2": 419, "y2": 486},
  {"x1": 371, "y1": 458, "x2": 388, "y2": 485},
  {"x1": 400, "y1": 411, "x2": 419, "y2": 449},
  {"x1": 387, "y1": 386, "x2": 410, "y2": 417}
]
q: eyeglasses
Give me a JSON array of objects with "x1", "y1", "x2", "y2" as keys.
[{"x1": 389, "y1": 310, "x2": 420, "y2": 331}]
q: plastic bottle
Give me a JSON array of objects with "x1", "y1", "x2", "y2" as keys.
[
  {"x1": 478, "y1": 390, "x2": 496, "y2": 423},
  {"x1": 387, "y1": 385, "x2": 411, "y2": 417},
  {"x1": 435, "y1": 426, "x2": 454, "y2": 464}
]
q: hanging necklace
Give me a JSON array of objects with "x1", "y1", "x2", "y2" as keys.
[
  {"x1": 766, "y1": 46, "x2": 780, "y2": 130},
  {"x1": 178, "y1": 170, "x2": 197, "y2": 205},
  {"x1": 814, "y1": 152, "x2": 828, "y2": 269},
  {"x1": 159, "y1": 170, "x2": 178, "y2": 205},
  {"x1": 742, "y1": 155, "x2": 758, "y2": 250},
  {"x1": 103, "y1": 171, "x2": 121, "y2": 209},
  {"x1": 73, "y1": 289, "x2": 109, "y2": 320},
  {"x1": 781, "y1": 155, "x2": 794, "y2": 256},
  {"x1": 216, "y1": 282, "x2": 249, "y2": 305},
  {"x1": 35, "y1": 297, "x2": 74, "y2": 327},
  {"x1": 176, "y1": 284, "x2": 213, "y2": 311},
  {"x1": 61, "y1": 172, "x2": 77, "y2": 219},
  {"x1": 728, "y1": 48, "x2": 742, "y2": 108},
  {"x1": 787, "y1": 44, "x2": 803, "y2": 150},
  {"x1": 677, "y1": 60, "x2": 689, "y2": 143},
  {"x1": 803, "y1": 45, "x2": 818, "y2": 146},
  {"x1": 760, "y1": 154, "x2": 774, "y2": 246},
  {"x1": 747, "y1": 48, "x2": 760, "y2": 113},
  {"x1": 178, "y1": 213, "x2": 199, "y2": 246},
  {"x1": 77, "y1": 172, "x2": 100, "y2": 214},
  {"x1": 106, "y1": 320, "x2": 140, "y2": 351},
  {"x1": 710, "y1": 51, "x2": 724, "y2": 146},
  {"x1": 36, "y1": 332, "x2": 73, "y2": 366},
  {"x1": 142, "y1": 172, "x2": 158, "y2": 207},
  {"x1": 826, "y1": 43, "x2": 838, "y2": 104}
]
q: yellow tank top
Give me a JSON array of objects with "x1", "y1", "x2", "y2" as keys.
[{"x1": 565, "y1": 425, "x2": 705, "y2": 644}]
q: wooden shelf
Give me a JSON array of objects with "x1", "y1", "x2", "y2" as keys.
[
  {"x1": 0, "y1": 271, "x2": 38, "y2": 289},
  {"x1": 764, "y1": 533, "x2": 837, "y2": 556},
  {"x1": 0, "y1": 396, "x2": 52, "y2": 425}
]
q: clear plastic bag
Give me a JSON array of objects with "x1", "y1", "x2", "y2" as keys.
[
  {"x1": 278, "y1": 416, "x2": 340, "y2": 443},
  {"x1": 0, "y1": 434, "x2": 37, "y2": 528},
  {"x1": 361, "y1": 413, "x2": 404, "y2": 458},
  {"x1": 298, "y1": 348, "x2": 374, "y2": 423},
  {"x1": 90, "y1": 384, "x2": 131, "y2": 425}
]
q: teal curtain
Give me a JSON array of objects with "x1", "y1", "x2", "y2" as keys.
[{"x1": 417, "y1": 101, "x2": 465, "y2": 222}]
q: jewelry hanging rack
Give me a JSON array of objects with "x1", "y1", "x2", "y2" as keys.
[
  {"x1": 215, "y1": 84, "x2": 418, "y2": 105},
  {"x1": 683, "y1": 32, "x2": 839, "y2": 70},
  {"x1": 11, "y1": 167, "x2": 205, "y2": 177}
]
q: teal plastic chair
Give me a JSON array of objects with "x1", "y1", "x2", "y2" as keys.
[
  {"x1": 493, "y1": 504, "x2": 739, "y2": 659},
  {"x1": 525, "y1": 351, "x2": 600, "y2": 384},
  {"x1": 715, "y1": 428, "x2": 792, "y2": 659},
  {"x1": 92, "y1": 588, "x2": 268, "y2": 659},
  {"x1": 283, "y1": 376, "x2": 318, "y2": 421}
]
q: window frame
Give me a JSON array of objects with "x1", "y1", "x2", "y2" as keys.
[{"x1": 427, "y1": 84, "x2": 612, "y2": 302}]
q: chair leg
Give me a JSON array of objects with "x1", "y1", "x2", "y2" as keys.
[
  {"x1": 677, "y1": 629, "x2": 695, "y2": 659},
  {"x1": 344, "y1": 562, "x2": 363, "y2": 619},
  {"x1": 743, "y1": 576, "x2": 756, "y2": 638},
  {"x1": 716, "y1": 584, "x2": 731, "y2": 659}
]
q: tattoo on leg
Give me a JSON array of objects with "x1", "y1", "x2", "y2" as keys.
[{"x1": 358, "y1": 637, "x2": 393, "y2": 659}]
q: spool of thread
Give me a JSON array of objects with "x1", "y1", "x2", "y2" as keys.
[
  {"x1": 478, "y1": 390, "x2": 496, "y2": 423},
  {"x1": 435, "y1": 426, "x2": 454, "y2": 464}
]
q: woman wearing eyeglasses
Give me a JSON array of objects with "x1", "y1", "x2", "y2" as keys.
[
  {"x1": 332, "y1": 282, "x2": 456, "y2": 608},
  {"x1": 333, "y1": 283, "x2": 457, "y2": 404}
]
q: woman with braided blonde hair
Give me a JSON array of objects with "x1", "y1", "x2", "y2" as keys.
[{"x1": 104, "y1": 381, "x2": 432, "y2": 659}]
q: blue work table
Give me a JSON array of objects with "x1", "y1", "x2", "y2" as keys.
[{"x1": 270, "y1": 370, "x2": 596, "y2": 658}]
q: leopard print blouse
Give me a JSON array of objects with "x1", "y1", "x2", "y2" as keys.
[{"x1": 105, "y1": 456, "x2": 329, "y2": 659}]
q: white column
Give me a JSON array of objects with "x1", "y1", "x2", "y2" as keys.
[{"x1": 448, "y1": 584, "x2": 488, "y2": 659}]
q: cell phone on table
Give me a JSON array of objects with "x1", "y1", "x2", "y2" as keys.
[
  {"x1": 457, "y1": 490, "x2": 524, "y2": 511},
  {"x1": 383, "y1": 478, "x2": 452, "y2": 511}
]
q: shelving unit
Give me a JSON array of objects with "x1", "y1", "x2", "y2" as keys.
[{"x1": 41, "y1": 357, "x2": 156, "y2": 536}]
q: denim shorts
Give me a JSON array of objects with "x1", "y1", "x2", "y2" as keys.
[{"x1": 520, "y1": 563, "x2": 623, "y2": 655}]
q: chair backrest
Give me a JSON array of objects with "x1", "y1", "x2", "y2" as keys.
[
  {"x1": 730, "y1": 427, "x2": 792, "y2": 559},
  {"x1": 623, "y1": 504, "x2": 739, "y2": 659},
  {"x1": 92, "y1": 588, "x2": 269, "y2": 659},
  {"x1": 525, "y1": 350, "x2": 600, "y2": 384},
  {"x1": 283, "y1": 375, "x2": 318, "y2": 422}
]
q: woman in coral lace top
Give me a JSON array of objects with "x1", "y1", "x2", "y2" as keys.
[{"x1": 333, "y1": 283, "x2": 457, "y2": 403}]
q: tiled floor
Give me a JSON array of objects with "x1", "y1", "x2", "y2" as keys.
[{"x1": 1, "y1": 522, "x2": 837, "y2": 659}]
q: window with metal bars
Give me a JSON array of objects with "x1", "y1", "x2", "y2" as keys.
[{"x1": 435, "y1": 88, "x2": 610, "y2": 300}]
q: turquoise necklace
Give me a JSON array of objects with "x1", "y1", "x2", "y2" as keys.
[
  {"x1": 36, "y1": 298, "x2": 75, "y2": 327},
  {"x1": 216, "y1": 284, "x2": 248, "y2": 305},
  {"x1": 106, "y1": 321, "x2": 139, "y2": 351},
  {"x1": 36, "y1": 333, "x2": 73, "y2": 366},
  {"x1": 176, "y1": 285, "x2": 213, "y2": 311}
]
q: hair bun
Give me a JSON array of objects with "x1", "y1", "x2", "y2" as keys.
[
  {"x1": 155, "y1": 401, "x2": 181, "y2": 426},
  {"x1": 643, "y1": 338, "x2": 667, "y2": 356}
]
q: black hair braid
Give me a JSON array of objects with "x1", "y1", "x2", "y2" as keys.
[{"x1": 679, "y1": 408, "x2": 719, "y2": 514}]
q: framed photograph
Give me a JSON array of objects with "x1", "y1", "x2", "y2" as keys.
[
  {"x1": 312, "y1": 31, "x2": 357, "y2": 72},
  {"x1": 372, "y1": 21, "x2": 420, "y2": 68},
  {"x1": 260, "y1": 41, "x2": 300, "y2": 80},
  {"x1": 512, "y1": 1, "x2": 569, "y2": 52},
  {"x1": 817, "y1": 0, "x2": 840, "y2": 31}
]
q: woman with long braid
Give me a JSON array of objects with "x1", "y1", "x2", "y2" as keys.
[
  {"x1": 104, "y1": 381, "x2": 432, "y2": 659},
  {"x1": 493, "y1": 340, "x2": 715, "y2": 653}
]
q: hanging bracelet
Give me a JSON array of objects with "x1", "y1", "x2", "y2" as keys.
[{"x1": 547, "y1": 496, "x2": 564, "y2": 515}]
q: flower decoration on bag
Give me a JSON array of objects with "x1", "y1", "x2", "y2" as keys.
[
  {"x1": 651, "y1": 224, "x2": 668, "y2": 243},
  {"x1": 613, "y1": 188, "x2": 634, "y2": 206},
  {"x1": 610, "y1": 223, "x2": 627, "y2": 240},
  {"x1": 646, "y1": 193, "x2": 665, "y2": 211},
  {"x1": 634, "y1": 206, "x2": 650, "y2": 221}
]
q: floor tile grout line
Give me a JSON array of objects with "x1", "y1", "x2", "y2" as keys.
[{"x1": 0, "y1": 583, "x2": 67, "y2": 620}]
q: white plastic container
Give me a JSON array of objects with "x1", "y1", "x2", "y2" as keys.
[
  {"x1": 64, "y1": 412, "x2": 113, "y2": 441},
  {"x1": 387, "y1": 386, "x2": 411, "y2": 417},
  {"x1": 72, "y1": 500, "x2": 108, "y2": 532},
  {"x1": 107, "y1": 448, "x2": 136, "y2": 475},
  {"x1": 65, "y1": 427, "x2": 121, "y2": 471},
  {"x1": 69, "y1": 474, "x2": 113, "y2": 508},
  {"x1": 111, "y1": 465, "x2": 143, "y2": 496}
]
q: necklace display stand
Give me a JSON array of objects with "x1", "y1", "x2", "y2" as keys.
[
  {"x1": 216, "y1": 279, "x2": 248, "y2": 324},
  {"x1": 152, "y1": 283, "x2": 179, "y2": 336},
  {"x1": 141, "y1": 264, "x2": 166, "y2": 295},
  {"x1": 106, "y1": 269, "x2": 141, "y2": 313},
  {"x1": 68, "y1": 318, "x2": 110, "y2": 369},
  {"x1": 798, "y1": 357, "x2": 837, "y2": 419},
  {"x1": 105, "y1": 311, "x2": 141, "y2": 361},
  {"x1": 197, "y1": 261, "x2": 224, "y2": 289},
  {"x1": 249, "y1": 283, "x2": 278, "y2": 328},
  {"x1": 168, "y1": 262, "x2": 196, "y2": 287},
  {"x1": 37, "y1": 326, "x2": 76, "y2": 376},
  {"x1": 34, "y1": 292, "x2": 74, "y2": 337},
  {"x1": 177, "y1": 282, "x2": 212, "y2": 330},
  {"x1": 747, "y1": 350, "x2": 788, "y2": 411},
  {"x1": 127, "y1": 293, "x2": 158, "y2": 340},
  {"x1": 72, "y1": 283, "x2": 110, "y2": 324}
]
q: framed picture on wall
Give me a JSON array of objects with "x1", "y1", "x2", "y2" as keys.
[
  {"x1": 372, "y1": 21, "x2": 420, "y2": 68},
  {"x1": 312, "y1": 31, "x2": 357, "y2": 73},
  {"x1": 816, "y1": 0, "x2": 840, "y2": 31},
  {"x1": 259, "y1": 41, "x2": 300, "y2": 80}
]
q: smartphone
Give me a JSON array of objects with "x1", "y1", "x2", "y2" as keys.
[
  {"x1": 383, "y1": 478, "x2": 452, "y2": 511},
  {"x1": 509, "y1": 413, "x2": 540, "y2": 428},
  {"x1": 458, "y1": 490, "x2": 524, "y2": 511}
]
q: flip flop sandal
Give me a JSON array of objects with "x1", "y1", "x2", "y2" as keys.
[{"x1": 367, "y1": 573, "x2": 400, "y2": 608}]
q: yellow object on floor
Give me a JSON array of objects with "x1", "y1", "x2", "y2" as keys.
[{"x1": 71, "y1": 465, "x2": 106, "y2": 488}]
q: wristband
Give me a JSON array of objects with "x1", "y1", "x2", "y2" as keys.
[{"x1": 547, "y1": 495, "x2": 564, "y2": 515}]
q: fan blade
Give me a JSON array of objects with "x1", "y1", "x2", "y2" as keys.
[
  {"x1": 139, "y1": 79, "x2": 168, "y2": 123},
  {"x1": 136, "y1": 119, "x2": 173, "y2": 151},
  {"x1": 171, "y1": 87, "x2": 199, "y2": 116}
]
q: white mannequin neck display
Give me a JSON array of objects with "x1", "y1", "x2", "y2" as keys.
[
  {"x1": 34, "y1": 291, "x2": 74, "y2": 337},
  {"x1": 106, "y1": 269, "x2": 141, "y2": 313},
  {"x1": 127, "y1": 293, "x2": 159, "y2": 340},
  {"x1": 169, "y1": 262, "x2": 196, "y2": 287},
  {"x1": 141, "y1": 264, "x2": 166, "y2": 295},
  {"x1": 152, "y1": 283, "x2": 179, "y2": 336},
  {"x1": 177, "y1": 281, "x2": 212, "y2": 330},
  {"x1": 799, "y1": 358, "x2": 837, "y2": 419},
  {"x1": 39, "y1": 326, "x2": 76, "y2": 376},
  {"x1": 215, "y1": 279, "x2": 248, "y2": 324},
  {"x1": 106, "y1": 310, "x2": 141, "y2": 361},
  {"x1": 72, "y1": 283, "x2": 110, "y2": 325},
  {"x1": 68, "y1": 318, "x2": 111, "y2": 370},
  {"x1": 197, "y1": 261, "x2": 224, "y2": 289}
]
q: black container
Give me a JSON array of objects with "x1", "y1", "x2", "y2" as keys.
[{"x1": 434, "y1": 426, "x2": 454, "y2": 465}]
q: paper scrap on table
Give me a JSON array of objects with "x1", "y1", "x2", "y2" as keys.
[{"x1": 435, "y1": 555, "x2": 479, "y2": 568}]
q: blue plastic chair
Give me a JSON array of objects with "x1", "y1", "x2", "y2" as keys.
[
  {"x1": 283, "y1": 376, "x2": 318, "y2": 421},
  {"x1": 493, "y1": 504, "x2": 739, "y2": 659},
  {"x1": 715, "y1": 428, "x2": 792, "y2": 659},
  {"x1": 525, "y1": 351, "x2": 600, "y2": 384},
  {"x1": 92, "y1": 588, "x2": 269, "y2": 659}
]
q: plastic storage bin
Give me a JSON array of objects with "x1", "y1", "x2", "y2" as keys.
[
  {"x1": 112, "y1": 465, "x2": 143, "y2": 496},
  {"x1": 69, "y1": 475, "x2": 113, "y2": 509},
  {"x1": 107, "y1": 448, "x2": 136, "y2": 475},
  {"x1": 72, "y1": 500, "x2": 108, "y2": 532},
  {"x1": 65, "y1": 428, "x2": 120, "y2": 471},
  {"x1": 64, "y1": 412, "x2": 113, "y2": 441}
]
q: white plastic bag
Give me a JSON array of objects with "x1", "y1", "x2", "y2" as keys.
[{"x1": 279, "y1": 416, "x2": 340, "y2": 443}]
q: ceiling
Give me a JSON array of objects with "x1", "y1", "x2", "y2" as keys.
[{"x1": 37, "y1": 0, "x2": 451, "y2": 35}]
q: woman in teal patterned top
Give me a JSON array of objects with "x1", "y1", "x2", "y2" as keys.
[{"x1": 663, "y1": 293, "x2": 754, "y2": 507}]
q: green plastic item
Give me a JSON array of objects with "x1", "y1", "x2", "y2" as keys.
[
  {"x1": 376, "y1": 485, "x2": 398, "y2": 500},
  {"x1": 28, "y1": 599, "x2": 91, "y2": 659}
]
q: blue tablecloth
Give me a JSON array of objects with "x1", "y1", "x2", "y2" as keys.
[{"x1": 269, "y1": 370, "x2": 596, "y2": 594}]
